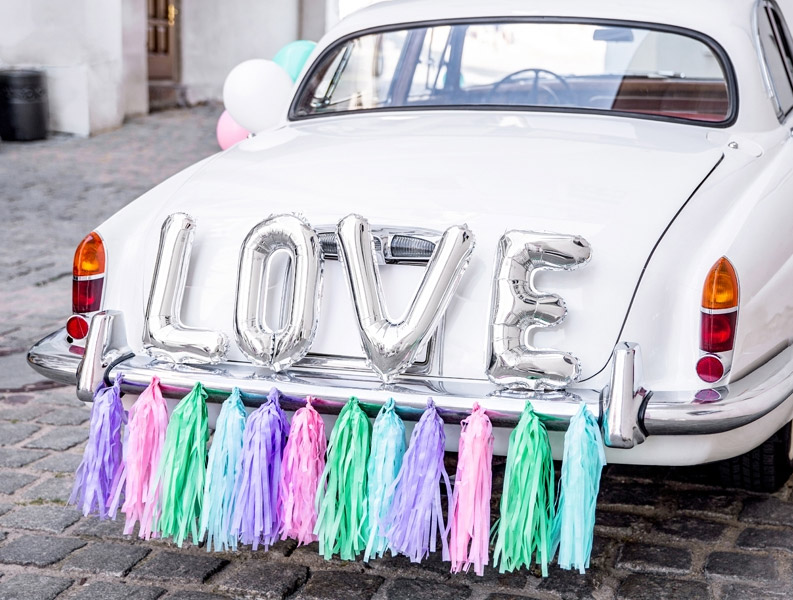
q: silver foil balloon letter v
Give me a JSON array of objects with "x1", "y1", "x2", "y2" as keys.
[{"x1": 337, "y1": 214, "x2": 475, "y2": 383}]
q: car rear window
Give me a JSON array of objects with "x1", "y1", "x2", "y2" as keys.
[{"x1": 292, "y1": 20, "x2": 735, "y2": 125}]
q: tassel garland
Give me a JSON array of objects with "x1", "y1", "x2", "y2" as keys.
[
  {"x1": 314, "y1": 396, "x2": 371, "y2": 560},
  {"x1": 279, "y1": 396, "x2": 326, "y2": 546},
  {"x1": 493, "y1": 402, "x2": 555, "y2": 577},
  {"x1": 231, "y1": 388, "x2": 290, "y2": 551},
  {"x1": 385, "y1": 398, "x2": 452, "y2": 563},
  {"x1": 551, "y1": 403, "x2": 606, "y2": 574},
  {"x1": 69, "y1": 375, "x2": 126, "y2": 519},
  {"x1": 70, "y1": 373, "x2": 609, "y2": 577},
  {"x1": 363, "y1": 398, "x2": 406, "y2": 562},
  {"x1": 154, "y1": 382, "x2": 209, "y2": 547},
  {"x1": 200, "y1": 387, "x2": 247, "y2": 552},
  {"x1": 114, "y1": 377, "x2": 169, "y2": 538},
  {"x1": 449, "y1": 402, "x2": 493, "y2": 576}
]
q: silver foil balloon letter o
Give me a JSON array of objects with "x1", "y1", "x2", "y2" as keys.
[
  {"x1": 234, "y1": 214, "x2": 323, "y2": 371},
  {"x1": 143, "y1": 213, "x2": 229, "y2": 364},
  {"x1": 487, "y1": 231, "x2": 591, "y2": 390},
  {"x1": 337, "y1": 214, "x2": 475, "y2": 383}
]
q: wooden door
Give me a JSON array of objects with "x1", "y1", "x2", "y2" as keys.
[{"x1": 147, "y1": 0, "x2": 179, "y2": 81}]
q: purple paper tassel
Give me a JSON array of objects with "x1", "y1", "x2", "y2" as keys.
[
  {"x1": 230, "y1": 387, "x2": 290, "y2": 550},
  {"x1": 385, "y1": 398, "x2": 452, "y2": 563},
  {"x1": 69, "y1": 374, "x2": 126, "y2": 519}
]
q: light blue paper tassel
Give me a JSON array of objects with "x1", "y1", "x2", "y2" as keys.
[
  {"x1": 363, "y1": 398, "x2": 406, "y2": 562},
  {"x1": 200, "y1": 387, "x2": 247, "y2": 552},
  {"x1": 552, "y1": 403, "x2": 607, "y2": 574}
]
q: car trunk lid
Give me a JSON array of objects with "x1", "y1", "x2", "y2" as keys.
[{"x1": 140, "y1": 111, "x2": 723, "y2": 383}]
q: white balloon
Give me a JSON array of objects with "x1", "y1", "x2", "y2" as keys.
[{"x1": 223, "y1": 59, "x2": 294, "y2": 133}]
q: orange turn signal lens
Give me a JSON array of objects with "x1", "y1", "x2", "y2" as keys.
[
  {"x1": 702, "y1": 257, "x2": 739, "y2": 310},
  {"x1": 73, "y1": 232, "x2": 105, "y2": 277}
]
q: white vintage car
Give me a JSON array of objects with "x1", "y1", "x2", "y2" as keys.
[{"x1": 29, "y1": 0, "x2": 793, "y2": 491}]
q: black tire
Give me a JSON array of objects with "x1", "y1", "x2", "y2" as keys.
[{"x1": 717, "y1": 421, "x2": 793, "y2": 492}]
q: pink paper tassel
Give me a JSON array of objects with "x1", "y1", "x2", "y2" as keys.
[
  {"x1": 279, "y1": 396, "x2": 326, "y2": 545},
  {"x1": 449, "y1": 402, "x2": 494, "y2": 576},
  {"x1": 119, "y1": 377, "x2": 169, "y2": 538}
]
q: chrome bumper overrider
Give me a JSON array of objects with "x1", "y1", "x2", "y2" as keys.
[{"x1": 27, "y1": 311, "x2": 793, "y2": 449}]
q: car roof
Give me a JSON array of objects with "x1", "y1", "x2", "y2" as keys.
[{"x1": 330, "y1": 0, "x2": 756, "y2": 44}]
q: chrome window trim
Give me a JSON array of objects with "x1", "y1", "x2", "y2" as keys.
[
  {"x1": 754, "y1": 0, "x2": 784, "y2": 119},
  {"x1": 755, "y1": 0, "x2": 793, "y2": 122}
]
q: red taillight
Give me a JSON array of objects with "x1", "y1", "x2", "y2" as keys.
[
  {"x1": 72, "y1": 278, "x2": 104, "y2": 313},
  {"x1": 696, "y1": 355, "x2": 724, "y2": 383},
  {"x1": 66, "y1": 315, "x2": 89, "y2": 339},
  {"x1": 698, "y1": 257, "x2": 738, "y2": 383},
  {"x1": 701, "y1": 311, "x2": 737, "y2": 353},
  {"x1": 72, "y1": 232, "x2": 105, "y2": 315}
]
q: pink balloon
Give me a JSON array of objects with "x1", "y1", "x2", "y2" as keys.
[{"x1": 216, "y1": 109, "x2": 249, "y2": 150}]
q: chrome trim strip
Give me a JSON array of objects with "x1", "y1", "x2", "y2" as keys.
[
  {"x1": 116, "y1": 355, "x2": 595, "y2": 428},
  {"x1": 291, "y1": 331, "x2": 441, "y2": 376},
  {"x1": 27, "y1": 315, "x2": 793, "y2": 438},
  {"x1": 73, "y1": 273, "x2": 105, "y2": 282},
  {"x1": 700, "y1": 307, "x2": 739, "y2": 315},
  {"x1": 315, "y1": 225, "x2": 441, "y2": 265}
]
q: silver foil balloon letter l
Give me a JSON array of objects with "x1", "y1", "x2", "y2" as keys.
[
  {"x1": 487, "y1": 231, "x2": 591, "y2": 390},
  {"x1": 234, "y1": 214, "x2": 323, "y2": 371},
  {"x1": 337, "y1": 214, "x2": 475, "y2": 383},
  {"x1": 143, "y1": 213, "x2": 229, "y2": 364}
]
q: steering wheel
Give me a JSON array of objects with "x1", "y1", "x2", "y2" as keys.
[{"x1": 488, "y1": 68, "x2": 571, "y2": 106}]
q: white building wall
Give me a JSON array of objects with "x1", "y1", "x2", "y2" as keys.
[
  {"x1": 122, "y1": 0, "x2": 149, "y2": 117},
  {"x1": 180, "y1": 0, "x2": 300, "y2": 104},
  {"x1": 0, "y1": 0, "x2": 127, "y2": 136}
]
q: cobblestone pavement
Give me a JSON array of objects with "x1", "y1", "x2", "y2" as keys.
[
  {"x1": 4, "y1": 106, "x2": 793, "y2": 600},
  {"x1": 2, "y1": 388, "x2": 793, "y2": 600}
]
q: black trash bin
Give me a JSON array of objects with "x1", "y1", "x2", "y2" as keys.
[{"x1": 0, "y1": 70, "x2": 48, "y2": 141}]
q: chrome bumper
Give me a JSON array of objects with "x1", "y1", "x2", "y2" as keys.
[{"x1": 28, "y1": 311, "x2": 793, "y2": 449}]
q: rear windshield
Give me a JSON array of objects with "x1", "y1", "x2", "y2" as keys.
[{"x1": 292, "y1": 21, "x2": 734, "y2": 125}]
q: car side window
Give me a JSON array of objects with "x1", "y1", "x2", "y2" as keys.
[{"x1": 758, "y1": 0, "x2": 793, "y2": 118}]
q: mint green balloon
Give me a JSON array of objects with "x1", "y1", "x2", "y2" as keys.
[{"x1": 273, "y1": 40, "x2": 317, "y2": 82}]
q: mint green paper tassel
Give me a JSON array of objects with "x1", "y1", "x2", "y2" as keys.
[
  {"x1": 493, "y1": 402, "x2": 555, "y2": 576},
  {"x1": 552, "y1": 403, "x2": 606, "y2": 573},
  {"x1": 154, "y1": 382, "x2": 209, "y2": 547},
  {"x1": 314, "y1": 397, "x2": 371, "y2": 560}
]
